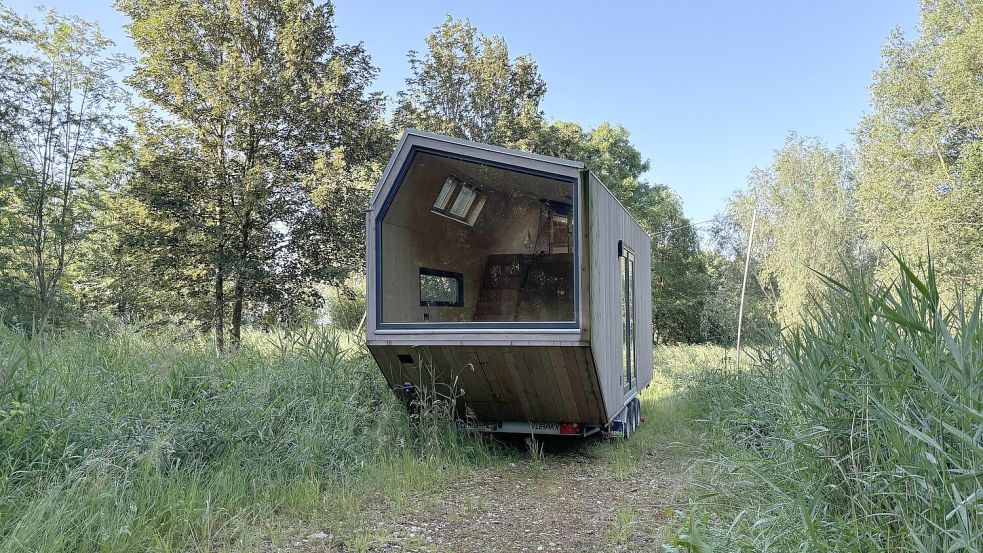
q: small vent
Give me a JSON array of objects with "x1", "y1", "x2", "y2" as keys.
[{"x1": 397, "y1": 353, "x2": 414, "y2": 364}]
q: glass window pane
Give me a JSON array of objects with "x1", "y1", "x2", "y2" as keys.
[
  {"x1": 379, "y1": 150, "x2": 577, "y2": 324},
  {"x1": 433, "y1": 177, "x2": 457, "y2": 210},
  {"x1": 622, "y1": 250, "x2": 636, "y2": 392},
  {"x1": 420, "y1": 269, "x2": 461, "y2": 306},
  {"x1": 618, "y1": 253, "x2": 630, "y2": 390},
  {"x1": 628, "y1": 255, "x2": 636, "y2": 386},
  {"x1": 448, "y1": 185, "x2": 476, "y2": 217}
]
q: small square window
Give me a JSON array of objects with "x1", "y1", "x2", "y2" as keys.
[{"x1": 420, "y1": 267, "x2": 463, "y2": 306}]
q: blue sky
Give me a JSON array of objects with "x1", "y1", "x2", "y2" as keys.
[{"x1": 7, "y1": 1, "x2": 918, "y2": 223}]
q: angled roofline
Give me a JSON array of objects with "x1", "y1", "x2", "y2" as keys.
[
  {"x1": 402, "y1": 129, "x2": 586, "y2": 168},
  {"x1": 369, "y1": 129, "x2": 586, "y2": 206},
  {"x1": 586, "y1": 169, "x2": 651, "y2": 239}
]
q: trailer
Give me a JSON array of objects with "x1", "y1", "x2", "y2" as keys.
[{"x1": 365, "y1": 130, "x2": 653, "y2": 438}]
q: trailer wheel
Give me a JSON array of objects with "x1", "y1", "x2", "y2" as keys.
[{"x1": 633, "y1": 397, "x2": 641, "y2": 428}]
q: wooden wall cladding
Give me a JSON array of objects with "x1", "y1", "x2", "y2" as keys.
[
  {"x1": 587, "y1": 173, "x2": 654, "y2": 421},
  {"x1": 368, "y1": 344, "x2": 608, "y2": 425}
]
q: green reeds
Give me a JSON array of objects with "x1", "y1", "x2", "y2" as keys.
[{"x1": 676, "y1": 255, "x2": 982, "y2": 551}]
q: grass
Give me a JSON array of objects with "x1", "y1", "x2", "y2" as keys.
[
  {"x1": 0, "y1": 322, "x2": 495, "y2": 551},
  {"x1": 8, "y1": 256, "x2": 970, "y2": 552},
  {"x1": 0, "y1": 312, "x2": 718, "y2": 551},
  {"x1": 664, "y1": 256, "x2": 983, "y2": 552},
  {"x1": 585, "y1": 344, "x2": 726, "y2": 477},
  {"x1": 606, "y1": 505, "x2": 638, "y2": 545}
]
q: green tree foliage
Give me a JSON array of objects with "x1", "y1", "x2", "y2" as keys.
[
  {"x1": 290, "y1": 147, "x2": 390, "y2": 288},
  {"x1": 856, "y1": 0, "x2": 983, "y2": 299},
  {"x1": 701, "y1": 216, "x2": 771, "y2": 345},
  {"x1": 645, "y1": 190, "x2": 708, "y2": 343},
  {"x1": 0, "y1": 6, "x2": 126, "y2": 327},
  {"x1": 532, "y1": 121, "x2": 709, "y2": 342},
  {"x1": 530, "y1": 121, "x2": 649, "y2": 199},
  {"x1": 394, "y1": 20, "x2": 711, "y2": 342},
  {"x1": 720, "y1": 135, "x2": 863, "y2": 326},
  {"x1": 0, "y1": 149, "x2": 35, "y2": 325},
  {"x1": 394, "y1": 15, "x2": 546, "y2": 147},
  {"x1": 82, "y1": 122, "x2": 220, "y2": 322},
  {"x1": 117, "y1": 0, "x2": 387, "y2": 349}
]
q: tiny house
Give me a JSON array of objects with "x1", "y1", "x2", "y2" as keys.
[{"x1": 366, "y1": 130, "x2": 652, "y2": 437}]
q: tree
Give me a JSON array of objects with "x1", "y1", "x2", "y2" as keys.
[
  {"x1": 530, "y1": 121, "x2": 650, "y2": 204},
  {"x1": 532, "y1": 121, "x2": 709, "y2": 342},
  {"x1": 643, "y1": 186, "x2": 709, "y2": 343},
  {"x1": 394, "y1": 15, "x2": 546, "y2": 147},
  {"x1": 0, "y1": 6, "x2": 126, "y2": 327},
  {"x1": 701, "y1": 213, "x2": 771, "y2": 345},
  {"x1": 398, "y1": 19, "x2": 709, "y2": 341},
  {"x1": 0, "y1": 143, "x2": 34, "y2": 325},
  {"x1": 118, "y1": 0, "x2": 387, "y2": 350},
  {"x1": 723, "y1": 134, "x2": 864, "y2": 325},
  {"x1": 290, "y1": 149, "x2": 388, "y2": 287},
  {"x1": 856, "y1": 0, "x2": 983, "y2": 299},
  {"x1": 75, "y1": 122, "x2": 219, "y2": 322}
]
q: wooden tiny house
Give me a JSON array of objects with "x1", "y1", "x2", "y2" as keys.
[{"x1": 366, "y1": 130, "x2": 652, "y2": 436}]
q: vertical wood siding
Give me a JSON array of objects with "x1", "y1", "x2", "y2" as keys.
[{"x1": 587, "y1": 173, "x2": 654, "y2": 421}]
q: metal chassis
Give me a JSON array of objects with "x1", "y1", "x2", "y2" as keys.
[{"x1": 462, "y1": 393, "x2": 641, "y2": 439}]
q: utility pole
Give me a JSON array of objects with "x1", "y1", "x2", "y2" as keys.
[{"x1": 736, "y1": 207, "x2": 757, "y2": 374}]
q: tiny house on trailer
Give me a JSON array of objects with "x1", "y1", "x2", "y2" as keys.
[{"x1": 366, "y1": 130, "x2": 653, "y2": 437}]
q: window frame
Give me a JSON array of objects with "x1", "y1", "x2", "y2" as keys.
[
  {"x1": 431, "y1": 175, "x2": 487, "y2": 226},
  {"x1": 620, "y1": 241, "x2": 637, "y2": 394},
  {"x1": 374, "y1": 146, "x2": 582, "y2": 331},
  {"x1": 419, "y1": 267, "x2": 464, "y2": 307}
]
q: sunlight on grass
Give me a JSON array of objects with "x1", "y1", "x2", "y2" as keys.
[
  {"x1": 0, "y1": 323, "x2": 496, "y2": 551},
  {"x1": 664, "y1": 258, "x2": 983, "y2": 551}
]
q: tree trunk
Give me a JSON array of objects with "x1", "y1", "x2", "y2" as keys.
[
  {"x1": 214, "y1": 189, "x2": 226, "y2": 354},
  {"x1": 230, "y1": 275, "x2": 244, "y2": 351},
  {"x1": 230, "y1": 211, "x2": 252, "y2": 351},
  {"x1": 214, "y1": 262, "x2": 225, "y2": 354}
]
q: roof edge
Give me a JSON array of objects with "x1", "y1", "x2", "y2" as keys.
[
  {"x1": 587, "y1": 170, "x2": 652, "y2": 241},
  {"x1": 401, "y1": 129, "x2": 586, "y2": 170},
  {"x1": 370, "y1": 129, "x2": 586, "y2": 206}
]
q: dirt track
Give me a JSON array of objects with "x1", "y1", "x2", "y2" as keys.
[{"x1": 345, "y1": 437, "x2": 686, "y2": 552}]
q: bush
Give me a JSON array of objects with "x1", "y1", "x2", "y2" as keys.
[{"x1": 325, "y1": 276, "x2": 367, "y2": 332}]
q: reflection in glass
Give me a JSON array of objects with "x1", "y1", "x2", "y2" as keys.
[
  {"x1": 621, "y1": 248, "x2": 636, "y2": 391},
  {"x1": 379, "y1": 151, "x2": 576, "y2": 325},
  {"x1": 420, "y1": 268, "x2": 462, "y2": 306}
]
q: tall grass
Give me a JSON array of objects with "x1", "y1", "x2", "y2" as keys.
[
  {"x1": 673, "y1": 256, "x2": 983, "y2": 551},
  {"x1": 0, "y1": 323, "x2": 492, "y2": 551}
]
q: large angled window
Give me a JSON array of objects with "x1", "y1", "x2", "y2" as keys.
[{"x1": 377, "y1": 149, "x2": 577, "y2": 327}]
